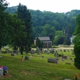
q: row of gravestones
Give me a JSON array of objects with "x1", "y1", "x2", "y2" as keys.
[
  {"x1": 0, "y1": 46, "x2": 74, "y2": 54},
  {"x1": 0, "y1": 50, "x2": 19, "y2": 54},
  {"x1": 1, "y1": 48, "x2": 74, "y2": 56},
  {"x1": 30, "y1": 49, "x2": 74, "y2": 55},
  {"x1": 55, "y1": 49, "x2": 74, "y2": 53}
]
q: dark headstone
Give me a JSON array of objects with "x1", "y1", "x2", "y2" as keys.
[
  {"x1": 11, "y1": 53, "x2": 15, "y2": 56},
  {"x1": 48, "y1": 58, "x2": 58, "y2": 63},
  {"x1": 50, "y1": 49, "x2": 54, "y2": 54},
  {"x1": 41, "y1": 56, "x2": 44, "y2": 58},
  {"x1": 62, "y1": 56, "x2": 67, "y2": 59},
  {"x1": 25, "y1": 56, "x2": 29, "y2": 60},
  {"x1": 64, "y1": 49, "x2": 66, "y2": 52},
  {"x1": 30, "y1": 50, "x2": 35, "y2": 54},
  {"x1": 12, "y1": 50, "x2": 18, "y2": 54},
  {"x1": 0, "y1": 56, "x2": 2, "y2": 58}
]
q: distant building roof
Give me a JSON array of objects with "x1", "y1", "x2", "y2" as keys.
[{"x1": 38, "y1": 37, "x2": 50, "y2": 41}]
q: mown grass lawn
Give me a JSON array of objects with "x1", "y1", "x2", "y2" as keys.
[{"x1": 0, "y1": 49, "x2": 80, "y2": 80}]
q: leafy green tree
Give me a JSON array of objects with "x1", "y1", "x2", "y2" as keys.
[
  {"x1": 53, "y1": 31, "x2": 65, "y2": 45},
  {"x1": 74, "y1": 14, "x2": 80, "y2": 69},
  {"x1": 17, "y1": 3, "x2": 33, "y2": 54},
  {"x1": 41, "y1": 24, "x2": 55, "y2": 39},
  {"x1": 9, "y1": 14, "x2": 26, "y2": 53},
  {"x1": 36, "y1": 37, "x2": 43, "y2": 51},
  {"x1": 0, "y1": 0, "x2": 8, "y2": 11},
  {"x1": 0, "y1": 0, "x2": 9, "y2": 49},
  {"x1": 74, "y1": 39, "x2": 80, "y2": 69},
  {"x1": 36, "y1": 37, "x2": 40, "y2": 48},
  {"x1": 5, "y1": 6, "x2": 77, "y2": 41},
  {"x1": 64, "y1": 36, "x2": 71, "y2": 45}
]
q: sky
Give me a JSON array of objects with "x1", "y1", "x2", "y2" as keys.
[{"x1": 6, "y1": 0, "x2": 80, "y2": 13}]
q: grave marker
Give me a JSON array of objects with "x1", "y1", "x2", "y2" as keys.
[{"x1": 48, "y1": 58, "x2": 58, "y2": 64}]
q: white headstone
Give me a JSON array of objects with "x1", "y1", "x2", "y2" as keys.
[{"x1": 0, "y1": 68, "x2": 3, "y2": 76}]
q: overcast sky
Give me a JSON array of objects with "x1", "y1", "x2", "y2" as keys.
[{"x1": 7, "y1": 0, "x2": 80, "y2": 13}]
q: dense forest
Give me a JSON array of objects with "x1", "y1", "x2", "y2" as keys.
[{"x1": 5, "y1": 6, "x2": 80, "y2": 45}]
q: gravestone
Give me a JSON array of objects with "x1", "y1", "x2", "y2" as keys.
[
  {"x1": 54, "y1": 51, "x2": 58, "y2": 57},
  {"x1": 0, "y1": 68, "x2": 3, "y2": 76},
  {"x1": 11, "y1": 53, "x2": 15, "y2": 56},
  {"x1": 30, "y1": 50, "x2": 35, "y2": 54},
  {"x1": 44, "y1": 50, "x2": 47, "y2": 53},
  {"x1": 64, "y1": 49, "x2": 66, "y2": 52},
  {"x1": 48, "y1": 58, "x2": 58, "y2": 64},
  {"x1": 25, "y1": 56, "x2": 29, "y2": 60},
  {"x1": 12, "y1": 50, "x2": 18, "y2": 54},
  {"x1": 72, "y1": 50, "x2": 74, "y2": 54},
  {"x1": 64, "y1": 79, "x2": 71, "y2": 80},
  {"x1": 0, "y1": 56, "x2": 2, "y2": 58},
  {"x1": 60, "y1": 49, "x2": 62, "y2": 52},
  {"x1": 41, "y1": 56, "x2": 44, "y2": 58},
  {"x1": 50, "y1": 48, "x2": 54, "y2": 54},
  {"x1": 62, "y1": 55, "x2": 67, "y2": 59},
  {"x1": 36, "y1": 47, "x2": 40, "y2": 54}
]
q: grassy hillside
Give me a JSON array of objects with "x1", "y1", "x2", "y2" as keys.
[{"x1": 0, "y1": 49, "x2": 80, "y2": 80}]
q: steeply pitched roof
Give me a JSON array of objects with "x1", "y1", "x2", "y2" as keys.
[{"x1": 38, "y1": 37, "x2": 50, "y2": 41}]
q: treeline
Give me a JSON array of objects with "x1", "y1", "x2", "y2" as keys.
[{"x1": 5, "y1": 6, "x2": 80, "y2": 45}]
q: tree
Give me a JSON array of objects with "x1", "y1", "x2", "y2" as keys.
[
  {"x1": 0, "y1": 0, "x2": 8, "y2": 11},
  {"x1": 53, "y1": 31, "x2": 65, "y2": 45},
  {"x1": 74, "y1": 14, "x2": 80, "y2": 69},
  {"x1": 0, "y1": 0, "x2": 9, "y2": 49},
  {"x1": 17, "y1": 3, "x2": 33, "y2": 54},
  {"x1": 64, "y1": 36, "x2": 71, "y2": 45},
  {"x1": 57, "y1": 36, "x2": 65, "y2": 45},
  {"x1": 74, "y1": 39, "x2": 80, "y2": 69},
  {"x1": 36, "y1": 37, "x2": 43, "y2": 51},
  {"x1": 9, "y1": 14, "x2": 26, "y2": 54}
]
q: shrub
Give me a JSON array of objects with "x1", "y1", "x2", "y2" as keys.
[
  {"x1": 74, "y1": 41, "x2": 80, "y2": 69},
  {"x1": 31, "y1": 44, "x2": 36, "y2": 48}
]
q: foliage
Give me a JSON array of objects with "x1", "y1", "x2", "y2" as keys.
[
  {"x1": 74, "y1": 39, "x2": 80, "y2": 69},
  {"x1": 66, "y1": 10, "x2": 80, "y2": 18},
  {"x1": 17, "y1": 3, "x2": 33, "y2": 53},
  {"x1": 36, "y1": 37, "x2": 43, "y2": 49},
  {"x1": 75, "y1": 14, "x2": 80, "y2": 34},
  {"x1": 31, "y1": 44, "x2": 36, "y2": 48},
  {"x1": 9, "y1": 14, "x2": 26, "y2": 50},
  {"x1": 74, "y1": 14, "x2": 80, "y2": 69},
  {"x1": 5, "y1": 6, "x2": 17, "y2": 14},
  {"x1": 0, "y1": 0, "x2": 9, "y2": 49},
  {"x1": 64, "y1": 36, "x2": 71, "y2": 45},
  {"x1": 53, "y1": 31, "x2": 65, "y2": 45},
  {"x1": 0, "y1": 0, "x2": 8, "y2": 11},
  {"x1": 5, "y1": 6, "x2": 77, "y2": 41}
]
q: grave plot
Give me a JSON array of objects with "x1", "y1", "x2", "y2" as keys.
[
  {"x1": 11, "y1": 50, "x2": 19, "y2": 56},
  {"x1": 47, "y1": 58, "x2": 58, "y2": 64},
  {"x1": 30, "y1": 49, "x2": 36, "y2": 54},
  {"x1": 49, "y1": 49, "x2": 54, "y2": 54},
  {"x1": 62, "y1": 55, "x2": 67, "y2": 59},
  {"x1": 25, "y1": 56, "x2": 29, "y2": 60}
]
